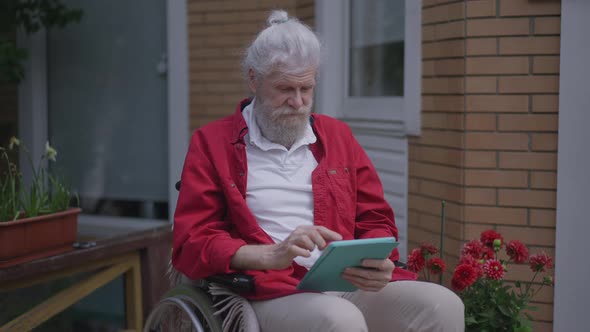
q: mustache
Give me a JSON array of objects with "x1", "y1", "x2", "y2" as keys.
[{"x1": 270, "y1": 105, "x2": 311, "y2": 117}]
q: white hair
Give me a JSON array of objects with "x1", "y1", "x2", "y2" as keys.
[{"x1": 242, "y1": 10, "x2": 321, "y2": 82}]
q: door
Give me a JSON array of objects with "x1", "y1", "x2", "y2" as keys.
[{"x1": 18, "y1": 0, "x2": 189, "y2": 227}]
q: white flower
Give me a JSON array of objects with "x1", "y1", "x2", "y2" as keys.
[
  {"x1": 45, "y1": 141, "x2": 57, "y2": 162},
  {"x1": 8, "y1": 136, "x2": 20, "y2": 150}
]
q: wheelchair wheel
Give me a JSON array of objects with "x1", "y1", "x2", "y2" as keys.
[{"x1": 144, "y1": 284, "x2": 223, "y2": 332}]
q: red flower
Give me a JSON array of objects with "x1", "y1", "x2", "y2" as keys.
[
  {"x1": 451, "y1": 264, "x2": 479, "y2": 291},
  {"x1": 461, "y1": 240, "x2": 484, "y2": 259},
  {"x1": 420, "y1": 243, "x2": 438, "y2": 256},
  {"x1": 483, "y1": 259, "x2": 505, "y2": 280},
  {"x1": 482, "y1": 247, "x2": 496, "y2": 260},
  {"x1": 529, "y1": 252, "x2": 554, "y2": 272},
  {"x1": 427, "y1": 257, "x2": 446, "y2": 275},
  {"x1": 480, "y1": 230, "x2": 504, "y2": 249},
  {"x1": 459, "y1": 254, "x2": 483, "y2": 277},
  {"x1": 407, "y1": 248, "x2": 425, "y2": 272},
  {"x1": 506, "y1": 240, "x2": 529, "y2": 263}
]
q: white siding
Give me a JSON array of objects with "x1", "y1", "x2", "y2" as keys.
[{"x1": 349, "y1": 124, "x2": 408, "y2": 259}]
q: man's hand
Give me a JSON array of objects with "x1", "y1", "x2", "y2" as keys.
[
  {"x1": 341, "y1": 258, "x2": 395, "y2": 292},
  {"x1": 268, "y1": 225, "x2": 343, "y2": 269},
  {"x1": 230, "y1": 225, "x2": 342, "y2": 271}
]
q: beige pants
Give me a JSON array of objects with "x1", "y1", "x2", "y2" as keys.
[{"x1": 250, "y1": 281, "x2": 464, "y2": 332}]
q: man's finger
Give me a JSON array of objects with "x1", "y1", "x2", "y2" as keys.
[
  {"x1": 293, "y1": 235, "x2": 317, "y2": 251},
  {"x1": 287, "y1": 245, "x2": 311, "y2": 258},
  {"x1": 343, "y1": 267, "x2": 388, "y2": 281},
  {"x1": 315, "y1": 226, "x2": 342, "y2": 241},
  {"x1": 361, "y1": 258, "x2": 395, "y2": 272},
  {"x1": 307, "y1": 230, "x2": 327, "y2": 249}
]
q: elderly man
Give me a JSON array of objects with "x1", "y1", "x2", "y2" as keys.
[{"x1": 173, "y1": 10, "x2": 464, "y2": 332}]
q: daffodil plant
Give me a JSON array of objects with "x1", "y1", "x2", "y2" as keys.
[{"x1": 0, "y1": 137, "x2": 76, "y2": 222}]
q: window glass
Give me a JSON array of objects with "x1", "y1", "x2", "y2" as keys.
[{"x1": 349, "y1": 0, "x2": 405, "y2": 97}]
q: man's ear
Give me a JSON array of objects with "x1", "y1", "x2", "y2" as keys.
[{"x1": 248, "y1": 69, "x2": 257, "y2": 94}]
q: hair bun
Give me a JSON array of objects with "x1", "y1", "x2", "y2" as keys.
[{"x1": 267, "y1": 10, "x2": 289, "y2": 26}]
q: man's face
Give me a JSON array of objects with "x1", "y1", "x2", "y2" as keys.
[{"x1": 249, "y1": 68, "x2": 316, "y2": 146}]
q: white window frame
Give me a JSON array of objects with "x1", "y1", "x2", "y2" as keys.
[
  {"x1": 315, "y1": 0, "x2": 421, "y2": 135},
  {"x1": 17, "y1": 0, "x2": 189, "y2": 223}
]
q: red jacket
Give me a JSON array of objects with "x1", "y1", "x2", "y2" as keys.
[{"x1": 172, "y1": 99, "x2": 417, "y2": 300}]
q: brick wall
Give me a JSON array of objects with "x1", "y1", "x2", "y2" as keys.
[
  {"x1": 186, "y1": 0, "x2": 308, "y2": 132},
  {"x1": 410, "y1": 0, "x2": 467, "y2": 274},
  {"x1": 410, "y1": 1, "x2": 560, "y2": 330},
  {"x1": 296, "y1": 0, "x2": 314, "y2": 27}
]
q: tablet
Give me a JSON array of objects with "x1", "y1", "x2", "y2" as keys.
[{"x1": 296, "y1": 237, "x2": 398, "y2": 292}]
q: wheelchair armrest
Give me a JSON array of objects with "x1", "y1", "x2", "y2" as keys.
[{"x1": 206, "y1": 273, "x2": 255, "y2": 293}]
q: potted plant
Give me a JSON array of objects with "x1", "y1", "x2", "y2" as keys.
[{"x1": 0, "y1": 137, "x2": 80, "y2": 268}]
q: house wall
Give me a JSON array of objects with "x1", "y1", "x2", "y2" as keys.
[
  {"x1": 186, "y1": 0, "x2": 305, "y2": 132},
  {"x1": 188, "y1": 0, "x2": 560, "y2": 330},
  {"x1": 409, "y1": 1, "x2": 560, "y2": 331}
]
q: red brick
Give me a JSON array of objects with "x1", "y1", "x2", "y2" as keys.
[
  {"x1": 532, "y1": 95, "x2": 559, "y2": 113},
  {"x1": 409, "y1": 161, "x2": 463, "y2": 185},
  {"x1": 466, "y1": 95, "x2": 529, "y2": 112},
  {"x1": 422, "y1": 95, "x2": 465, "y2": 112},
  {"x1": 499, "y1": 152, "x2": 557, "y2": 170},
  {"x1": 499, "y1": 37, "x2": 560, "y2": 55},
  {"x1": 464, "y1": 151, "x2": 497, "y2": 168},
  {"x1": 423, "y1": 2, "x2": 465, "y2": 24},
  {"x1": 465, "y1": 133, "x2": 529, "y2": 151},
  {"x1": 535, "y1": 17, "x2": 561, "y2": 35},
  {"x1": 422, "y1": 113, "x2": 465, "y2": 130},
  {"x1": 409, "y1": 146, "x2": 463, "y2": 167},
  {"x1": 496, "y1": 225, "x2": 555, "y2": 246},
  {"x1": 498, "y1": 76, "x2": 559, "y2": 94},
  {"x1": 465, "y1": 170, "x2": 529, "y2": 188},
  {"x1": 531, "y1": 171, "x2": 557, "y2": 189},
  {"x1": 500, "y1": 0, "x2": 561, "y2": 17},
  {"x1": 466, "y1": 57, "x2": 529, "y2": 75},
  {"x1": 423, "y1": 59, "x2": 466, "y2": 76},
  {"x1": 531, "y1": 133, "x2": 558, "y2": 151},
  {"x1": 423, "y1": 40, "x2": 465, "y2": 59},
  {"x1": 497, "y1": 114, "x2": 558, "y2": 132},
  {"x1": 466, "y1": 0, "x2": 496, "y2": 18},
  {"x1": 530, "y1": 209, "x2": 556, "y2": 227},
  {"x1": 464, "y1": 206, "x2": 528, "y2": 225},
  {"x1": 533, "y1": 56, "x2": 560, "y2": 74},
  {"x1": 467, "y1": 18, "x2": 530, "y2": 37},
  {"x1": 420, "y1": 180, "x2": 463, "y2": 203},
  {"x1": 423, "y1": 77, "x2": 465, "y2": 94},
  {"x1": 466, "y1": 37, "x2": 497, "y2": 55},
  {"x1": 418, "y1": 129, "x2": 464, "y2": 149},
  {"x1": 498, "y1": 189, "x2": 556, "y2": 208},
  {"x1": 465, "y1": 188, "x2": 497, "y2": 205},
  {"x1": 465, "y1": 114, "x2": 496, "y2": 131},
  {"x1": 427, "y1": 21, "x2": 466, "y2": 41},
  {"x1": 466, "y1": 77, "x2": 497, "y2": 93}
]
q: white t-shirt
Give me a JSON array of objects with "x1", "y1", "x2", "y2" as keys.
[{"x1": 242, "y1": 100, "x2": 321, "y2": 269}]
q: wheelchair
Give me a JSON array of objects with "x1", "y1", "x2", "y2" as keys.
[
  {"x1": 144, "y1": 181, "x2": 408, "y2": 332},
  {"x1": 144, "y1": 181, "x2": 259, "y2": 332},
  {"x1": 143, "y1": 270, "x2": 258, "y2": 332}
]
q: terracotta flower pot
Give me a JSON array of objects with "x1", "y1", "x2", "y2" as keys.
[{"x1": 0, "y1": 207, "x2": 81, "y2": 268}]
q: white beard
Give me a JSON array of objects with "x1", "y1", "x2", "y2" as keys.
[{"x1": 253, "y1": 97, "x2": 312, "y2": 149}]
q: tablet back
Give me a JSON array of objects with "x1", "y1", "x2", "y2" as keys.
[{"x1": 297, "y1": 237, "x2": 398, "y2": 292}]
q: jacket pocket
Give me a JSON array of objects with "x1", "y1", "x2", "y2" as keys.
[{"x1": 326, "y1": 167, "x2": 356, "y2": 225}]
